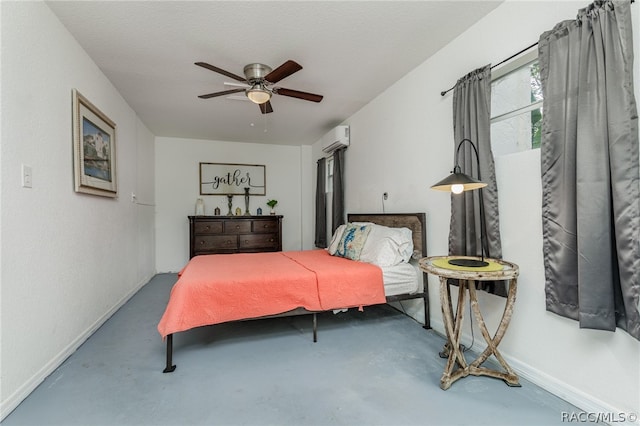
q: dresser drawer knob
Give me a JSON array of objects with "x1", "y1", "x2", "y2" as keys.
[
  {"x1": 200, "y1": 241, "x2": 205, "y2": 245},
  {"x1": 269, "y1": 238, "x2": 274, "y2": 242},
  {"x1": 244, "y1": 240, "x2": 249, "y2": 244},
  {"x1": 235, "y1": 225, "x2": 240, "y2": 229},
  {"x1": 263, "y1": 224, "x2": 269, "y2": 228},
  {"x1": 226, "y1": 240, "x2": 232, "y2": 245},
  {"x1": 205, "y1": 226, "x2": 210, "y2": 231}
]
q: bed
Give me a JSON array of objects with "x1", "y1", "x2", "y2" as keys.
[{"x1": 159, "y1": 212, "x2": 429, "y2": 373}]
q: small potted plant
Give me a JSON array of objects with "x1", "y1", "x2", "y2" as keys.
[{"x1": 266, "y1": 199, "x2": 278, "y2": 215}]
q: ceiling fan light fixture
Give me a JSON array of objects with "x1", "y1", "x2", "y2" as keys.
[{"x1": 246, "y1": 84, "x2": 271, "y2": 104}]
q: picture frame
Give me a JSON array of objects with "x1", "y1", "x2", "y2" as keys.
[
  {"x1": 72, "y1": 89, "x2": 117, "y2": 197},
  {"x1": 199, "y1": 162, "x2": 266, "y2": 196}
]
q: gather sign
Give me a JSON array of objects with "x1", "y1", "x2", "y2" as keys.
[{"x1": 199, "y1": 163, "x2": 266, "y2": 195}]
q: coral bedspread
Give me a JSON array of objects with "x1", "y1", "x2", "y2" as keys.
[{"x1": 157, "y1": 250, "x2": 385, "y2": 338}]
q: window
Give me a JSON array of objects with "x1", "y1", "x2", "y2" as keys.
[
  {"x1": 326, "y1": 157, "x2": 334, "y2": 193},
  {"x1": 491, "y1": 51, "x2": 543, "y2": 156}
]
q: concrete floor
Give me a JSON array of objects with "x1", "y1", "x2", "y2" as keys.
[{"x1": 3, "y1": 273, "x2": 585, "y2": 426}]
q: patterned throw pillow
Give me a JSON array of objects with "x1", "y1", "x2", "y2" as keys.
[{"x1": 335, "y1": 223, "x2": 371, "y2": 260}]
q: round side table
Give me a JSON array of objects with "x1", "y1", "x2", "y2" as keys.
[{"x1": 419, "y1": 256, "x2": 520, "y2": 390}]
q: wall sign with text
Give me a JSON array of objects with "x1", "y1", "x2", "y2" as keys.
[{"x1": 199, "y1": 162, "x2": 266, "y2": 195}]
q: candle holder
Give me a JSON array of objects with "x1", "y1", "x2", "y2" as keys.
[
  {"x1": 226, "y1": 194, "x2": 233, "y2": 216},
  {"x1": 195, "y1": 198, "x2": 204, "y2": 216},
  {"x1": 244, "y1": 187, "x2": 251, "y2": 216}
]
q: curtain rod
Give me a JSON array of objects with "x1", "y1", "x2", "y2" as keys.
[
  {"x1": 440, "y1": 41, "x2": 538, "y2": 97},
  {"x1": 439, "y1": 0, "x2": 635, "y2": 97}
]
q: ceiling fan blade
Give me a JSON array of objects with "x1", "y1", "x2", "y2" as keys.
[
  {"x1": 224, "y1": 81, "x2": 250, "y2": 88},
  {"x1": 198, "y1": 88, "x2": 245, "y2": 99},
  {"x1": 259, "y1": 101, "x2": 274, "y2": 114},
  {"x1": 264, "y1": 60, "x2": 302, "y2": 84},
  {"x1": 275, "y1": 87, "x2": 323, "y2": 103},
  {"x1": 195, "y1": 62, "x2": 245, "y2": 82}
]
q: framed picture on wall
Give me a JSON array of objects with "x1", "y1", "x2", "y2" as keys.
[
  {"x1": 72, "y1": 89, "x2": 117, "y2": 197},
  {"x1": 199, "y1": 162, "x2": 266, "y2": 195}
]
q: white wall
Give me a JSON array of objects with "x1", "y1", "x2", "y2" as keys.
[
  {"x1": 155, "y1": 137, "x2": 310, "y2": 272},
  {"x1": 0, "y1": 2, "x2": 156, "y2": 419},
  {"x1": 299, "y1": 145, "x2": 315, "y2": 250},
  {"x1": 314, "y1": 0, "x2": 640, "y2": 418}
]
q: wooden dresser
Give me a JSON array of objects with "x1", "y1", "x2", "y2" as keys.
[{"x1": 188, "y1": 215, "x2": 283, "y2": 258}]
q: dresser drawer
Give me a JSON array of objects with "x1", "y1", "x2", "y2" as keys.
[
  {"x1": 224, "y1": 221, "x2": 252, "y2": 234},
  {"x1": 239, "y1": 233, "x2": 279, "y2": 250},
  {"x1": 252, "y1": 219, "x2": 279, "y2": 233},
  {"x1": 194, "y1": 221, "x2": 223, "y2": 235},
  {"x1": 194, "y1": 235, "x2": 238, "y2": 251}
]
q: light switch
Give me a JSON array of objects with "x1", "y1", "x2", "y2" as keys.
[{"x1": 21, "y1": 164, "x2": 32, "y2": 188}]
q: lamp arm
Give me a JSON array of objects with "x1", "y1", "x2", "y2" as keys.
[
  {"x1": 454, "y1": 138, "x2": 482, "y2": 180},
  {"x1": 455, "y1": 138, "x2": 487, "y2": 262},
  {"x1": 478, "y1": 187, "x2": 487, "y2": 262}
]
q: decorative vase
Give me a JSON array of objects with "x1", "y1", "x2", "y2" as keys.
[
  {"x1": 270, "y1": 209, "x2": 276, "y2": 215},
  {"x1": 214, "y1": 207, "x2": 220, "y2": 216},
  {"x1": 235, "y1": 207, "x2": 242, "y2": 216},
  {"x1": 257, "y1": 207, "x2": 262, "y2": 215}
]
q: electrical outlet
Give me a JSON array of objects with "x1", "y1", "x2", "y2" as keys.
[
  {"x1": 383, "y1": 192, "x2": 388, "y2": 200},
  {"x1": 131, "y1": 192, "x2": 137, "y2": 203},
  {"x1": 21, "y1": 164, "x2": 32, "y2": 188}
]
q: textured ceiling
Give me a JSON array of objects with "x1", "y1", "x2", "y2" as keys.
[{"x1": 46, "y1": 1, "x2": 502, "y2": 145}]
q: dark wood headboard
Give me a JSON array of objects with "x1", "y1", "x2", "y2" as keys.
[{"x1": 347, "y1": 213, "x2": 427, "y2": 258}]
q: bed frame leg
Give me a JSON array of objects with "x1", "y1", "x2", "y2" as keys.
[
  {"x1": 163, "y1": 334, "x2": 176, "y2": 373},
  {"x1": 423, "y1": 295, "x2": 431, "y2": 330},
  {"x1": 313, "y1": 313, "x2": 318, "y2": 342}
]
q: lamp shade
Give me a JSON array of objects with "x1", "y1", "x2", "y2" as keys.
[{"x1": 431, "y1": 167, "x2": 487, "y2": 193}]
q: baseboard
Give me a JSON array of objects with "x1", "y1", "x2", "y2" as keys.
[
  {"x1": 427, "y1": 318, "x2": 639, "y2": 426},
  {"x1": 506, "y1": 356, "x2": 640, "y2": 426},
  {"x1": 0, "y1": 272, "x2": 155, "y2": 422}
]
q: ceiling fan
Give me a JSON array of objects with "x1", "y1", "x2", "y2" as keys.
[{"x1": 195, "y1": 60, "x2": 323, "y2": 114}]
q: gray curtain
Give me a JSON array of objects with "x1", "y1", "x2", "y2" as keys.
[
  {"x1": 450, "y1": 65, "x2": 505, "y2": 296},
  {"x1": 332, "y1": 148, "x2": 345, "y2": 233},
  {"x1": 315, "y1": 157, "x2": 327, "y2": 248},
  {"x1": 539, "y1": 0, "x2": 640, "y2": 340}
]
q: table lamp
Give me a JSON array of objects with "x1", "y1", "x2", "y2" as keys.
[{"x1": 431, "y1": 138, "x2": 489, "y2": 267}]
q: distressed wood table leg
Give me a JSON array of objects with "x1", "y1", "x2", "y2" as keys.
[
  {"x1": 468, "y1": 279, "x2": 520, "y2": 387},
  {"x1": 439, "y1": 286, "x2": 456, "y2": 359},
  {"x1": 439, "y1": 277, "x2": 469, "y2": 390}
]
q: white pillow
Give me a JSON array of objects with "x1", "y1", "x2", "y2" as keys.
[
  {"x1": 327, "y1": 224, "x2": 347, "y2": 255},
  {"x1": 359, "y1": 224, "x2": 414, "y2": 266}
]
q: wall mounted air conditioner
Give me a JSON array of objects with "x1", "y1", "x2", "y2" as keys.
[{"x1": 321, "y1": 125, "x2": 350, "y2": 153}]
